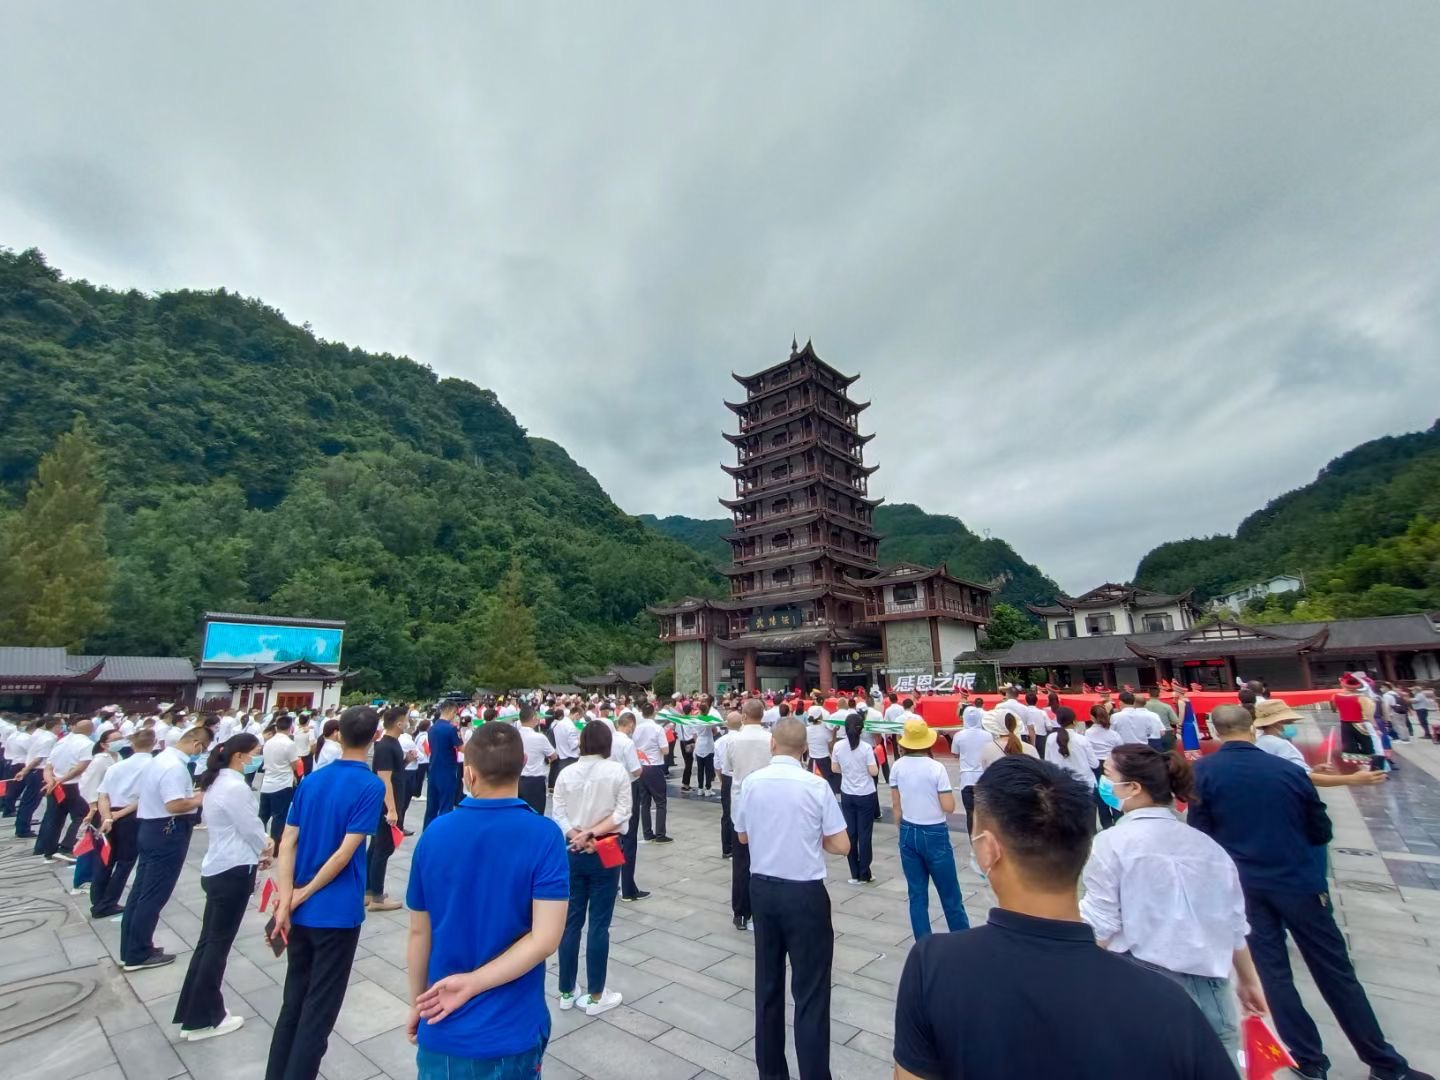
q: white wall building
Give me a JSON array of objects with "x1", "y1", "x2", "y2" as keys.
[
  {"x1": 1213, "y1": 574, "x2": 1306, "y2": 612},
  {"x1": 1028, "y1": 584, "x2": 1202, "y2": 640}
]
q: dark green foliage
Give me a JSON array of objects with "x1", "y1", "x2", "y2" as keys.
[
  {"x1": 1134, "y1": 423, "x2": 1440, "y2": 602},
  {"x1": 640, "y1": 503, "x2": 1059, "y2": 610},
  {"x1": 0, "y1": 247, "x2": 723, "y2": 695},
  {"x1": 977, "y1": 603, "x2": 1045, "y2": 651}
]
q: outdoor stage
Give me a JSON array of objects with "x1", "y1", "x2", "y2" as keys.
[{"x1": 911, "y1": 688, "x2": 1339, "y2": 727}]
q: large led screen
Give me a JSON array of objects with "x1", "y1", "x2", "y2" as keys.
[{"x1": 202, "y1": 621, "x2": 344, "y2": 665}]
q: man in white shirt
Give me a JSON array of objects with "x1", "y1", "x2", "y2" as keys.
[
  {"x1": 762, "y1": 698, "x2": 782, "y2": 729},
  {"x1": 259, "y1": 715, "x2": 300, "y2": 846},
  {"x1": 13, "y1": 714, "x2": 62, "y2": 838},
  {"x1": 119, "y1": 724, "x2": 209, "y2": 970},
  {"x1": 726, "y1": 699, "x2": 779, "y2": 930},
  {"x1": 90, "y1": 727, "x2": 157, "y2": 917},
  {"x1": 715, "y1": 714, "x2": 741, "y2": 858},
  {"x1": 884, "y1": 693, "x2": 906, "y2": 725},
  {"x1": 36, "y1": 716, "x2": 95, "y2": 861},
  {"x1": 1111, "y1": 692, "x2": 1163, "y2": 745},
  {"x1": 553, "y1": 706, "x2": 583, "y2": 775},
  {"x1": 213, "y1": 711, "x2": 240, "y2": 744},
  {"x1": 632, "y1": 702, "x2": 672, "y2": 843},
  {"x1": 396, "y1": 723, "x2": 419, "y2": 832},
  {"x1": 612, "y1": 712, "x2": 651, "y2": 903},
  {"x1": 3, "y1": 719, "x2": 33, "y2": 817},
  {"x1": 517, "y1": 706, "x2": 556, "y2": 814},
  {"x1": 733, "y1": 716, "x2": 849, "y2": 1080}
]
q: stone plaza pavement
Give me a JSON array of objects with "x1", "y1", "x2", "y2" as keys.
[{"x1": 4, "y1": 726, "x2": 1439, "y2": 1079}]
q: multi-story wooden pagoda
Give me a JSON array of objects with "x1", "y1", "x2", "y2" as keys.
[{"x1": 651, "y1": 340, "x2": 993, "y2": 695}]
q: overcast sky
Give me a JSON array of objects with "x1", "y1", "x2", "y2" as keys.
[{"x1": 4, "y1": 4, "x2": 1439, "y2": 591}]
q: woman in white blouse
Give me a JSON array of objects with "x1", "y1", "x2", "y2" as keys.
[
  {"x1": 832, "y1": 712, "x2": 879, "y2": 884},
  {"x1": 551, "y1": 721, "x2": 631, "y2": 1017},
  {"x1": 1043, "y1": 708, "x2": 1099, "y2": 831},
  {"x1": 1084, "y1": 705, "x2": 1124, "y2": 828},
  {"x1": 314, "y1": 718, "x2": 342, "y2": 771},
  {"x1": 172, "y1": 733, "x2": 272, "y2": 1042},
  {"x1": 1079, "y1": 744, "x2": 1266, "y2": 1058}
]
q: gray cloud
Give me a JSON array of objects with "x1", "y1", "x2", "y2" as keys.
[{"x1": 3, "y1": 3, "x2": 1439, "y2": 591}]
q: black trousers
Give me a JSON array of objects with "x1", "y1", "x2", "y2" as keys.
[
  {"x1": 719, "y1": 774, "x2": 734, "y2": 856},
  {"x1": 639, "y1": 765, "x2": 667, "y2": 839},
  {"x1": 13, "y1": 770, "x2": 43, "y2": 836},
  {"x1": 413, "y1": 762, "x2": 429, "y2": 798},
  {"x1": 258, "y1": 787, "x2": 294, "y2": 846},
  {"x1": 0, "y1": 757, "x2": 18, "y2": 815},
  {"x1": 679, "y1": 741, "x2": 695, "y2": 786},
  {"x1": 751, "y1": 876, "x2": 832, "y2": 1080},
  {"x1": 174, "y1": 864, "x2": 256, "y2": 1030},
  {"x1": 731, "y1": 840, "x2": 752, "y2": 918},
  {"x1": 1092, "y1": 766, "x2": 1118, "y2": 829},
  {"x1": 519, "y1": 775, "x2": 547, "y2": 815},
  {"x1": 365, "y1": 818, "x2": 392, "y2": 898},
  {"x1": 265, "y1": 923, "x2": 362, "y2": 1080},
  {"x1": 395, "y1": 773, "x2": 414, "y2": 829},
  {"x1": 91, "y1": 813, "x2": 140, "y2": 915},
  {"x1": 121, "y1": 817, "x2": 194, "y2": 965},
  {"x1": 621, "y1": 780, "x2": 642, "y2": 898},
  {"x1": 813, "y1": 756, "x2": 840, "y2": 795},
  {"x1": 840, "y1": 792, "x2": 876, "y2": 881},
  {"x1": 695, "y1": 752, "x2": 716, "y2": 790},
  {"x1": 1245, "y1": 886, "x2": 1407, "y2": 1075},
  {"x1": 960, "y1": 786, "x2": 977, "y2": 836},
  {"x1": 35, "y1": 782, "x2": 87, "y2": 856}
]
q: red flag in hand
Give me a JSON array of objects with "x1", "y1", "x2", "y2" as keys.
[
  {"x1": 1243, "y1": 1016, "x2": 1295, "y2": 1080},
  {"x1": 258, "y1": 877, "x2": 276, "y2": 913},
  {"x1": 293, "y1": 757, "x2": 306, "y2": 778},
  {"x1": 390, "y1": 824, "x2": 405, "y2": 847},
  {"x1": 99, "y1": 836, "x2": 112, "y2": 866},
  {"x1": 54, "y1": 784, "x2": 67, "y2": 805},
  {"x1": 73, "y1": 830, "x2": 95, "y2": 857}
]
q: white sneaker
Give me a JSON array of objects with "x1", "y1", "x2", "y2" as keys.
[
  {"x1": 581, "y1": 989, "x2": 623, "y2": 1016},
  {"x1": 847, "y1": 878, "x2": 862, "y2": 885},
  {"x1": 182, "y1": 1013, "x2": 245, "y2": 1041},
  {"x1": 558, "y1": 991, "x2": 576, "y2": 1011}
]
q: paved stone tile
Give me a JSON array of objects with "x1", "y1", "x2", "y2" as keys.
[
  {"x1": 600, "y1": 1003, "x2": 673, "y2": 1041},
  {"x1": 332, "y1": 978, "x2": 410, "y2": 1043},
  {"x1": 636, "y1": 956, "x2": 748, "y2": 1000},
  {"x1": 239, "y1": 981, "x2": 285, "y2": 1025},
  {"x1": 110, "y1": 1020, "x2": 188, "y2": 1078},
  {"x1": 352, "y1": 954, "x2": 413, "y2": 1003},
  {"x1": 652, "y1": 1028, "x2": 757, "y2": 1080},
  {"x1": 319, "y1": 1027, "x2": 386, "y2": 1080},
  {"x1": 630, "y1": 983, "x2": 755, "y2": 1050},
  {"x1": 827, "y1": 984, "x2": 896, "y2": 1038},
  {"x1": 623, "y1": 928, "x2": 731, "y2": 970},
  {"x1": 734, "y1": 1035, "x2": 891, "y2": 1080},
  {"x1": 845, "y1": 1029, "x2": 894, "y2": 1063},
  {"x1": 700, "y1": 954, "x2": 753, "y2": 991},
  {"x1": 12, "y1": 1016, "x2": 115, "y2": 1080},
  {"x1": 122, "y1": 950, "x2": 196, "y2": 1002},
  {"x1": 549, "y1": 1019, "x2": 701, "y2": 1080},
  {"x1": 354, "y1": 1026, "x2": 418, "y2": 1079},
  {"x1": 74, "y1": 1066, "x2": 127, "y2": 1080}
]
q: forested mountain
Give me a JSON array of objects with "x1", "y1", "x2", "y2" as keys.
[
  {"x1": 639, "y1": 503, "x2": 1060, "y2": 610},
  {"x1": 1134, "y1": 423, "x2": 1440, "y2": 614},
  {"x1": 0, "y1": 247, "x2": 723, "y2": 694}
]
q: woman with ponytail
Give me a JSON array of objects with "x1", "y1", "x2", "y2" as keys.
[
  {"x1": 1084, "y1": 705, "x2": 1123, "y2": 828},
  {"x1": 1042, "y1": 707, "x2": 1099, "y2": 827},
  {"x1": 1079, "y1": 744, "x2": 1265, "y2": 1058},
  {"x1": 832, "y1": 711, "x2": 879, "y2": 884},
  {"x1": 999, "y1": 713, "x2": 1037, "y2": 758},
  {"x1": 172, "y1": 734, "x2": 271, "y2": 1042}
]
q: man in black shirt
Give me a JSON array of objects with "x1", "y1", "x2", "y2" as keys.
[
  {"x1": 365, "y1": 707, "x2": 406, "y2": 912},
  {"x1": 893, "y1": 756, "x2": 1236, "y2": 1080}
]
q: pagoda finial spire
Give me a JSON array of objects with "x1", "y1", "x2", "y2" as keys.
[{"x1": 790, "y1": 334, "x2": 798, "y2": 357}]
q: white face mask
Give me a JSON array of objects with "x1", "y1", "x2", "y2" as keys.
[{"x1": 972, "y1": 830, "x2": 999, "y2": 879}]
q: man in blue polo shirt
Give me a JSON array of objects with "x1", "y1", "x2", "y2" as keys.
[
  {"x1": 407, "y1": 721, "x2": 569, "y2": 1078},
  {"x1": 422, "y1": 702, "x2": 463, "y2": 826},
  {"x1": 265, "y1": 706, "x2": 385, "y2": 1080}
]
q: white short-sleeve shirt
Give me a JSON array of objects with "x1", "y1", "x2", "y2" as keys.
[
  {"x1": 832, "y1": 739, "x2": 877, "y2": 796},
  {"x1": 138, "y1": 747, "x2": 197, "y2": 818},
  {"x1": 732, "y1": 756, "x2": 847, "y2": 880},
  {"x1": 890, "y1": 754, "x2": 953, "y2": 826}
]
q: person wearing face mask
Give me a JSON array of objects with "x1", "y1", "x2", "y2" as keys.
[
  {"x1": 77, "y1": 730, "x2": 121, "y2": 834},
  {"x1": 1081, "y1": 744, "x2": 1265, "y2": 1061},
  {"x1": 172, "y1": 734, "x2": 273, "y2": 1042},
  {"x1": 90, "y1": 728, "x2": 158, "y2": 918},
  {"x1": 1252, "y1": 699, "x2": 1388, "y2": 791},
  {"x1": 893, "y1": 755, "x2": 1236, "y2": 1080},
  {"x1": 120, "y1": 725, "x2": 212, "y2": 970}
]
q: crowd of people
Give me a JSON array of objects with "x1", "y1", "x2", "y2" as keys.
[{"x1": 0, "y1": 673, "x2": 1433, "y2": 1080}]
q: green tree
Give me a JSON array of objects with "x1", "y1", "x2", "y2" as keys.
[
  {"x1": 0, "y1": 419, "x2": 113, "y2": 648},
  {"x1": 473, "y1": 563, "x2": 548, "y2": 691},
  {"x1": 979, "y1": 602, "x2": 1043, "y2": 651}
]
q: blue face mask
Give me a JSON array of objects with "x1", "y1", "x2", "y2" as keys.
[
  {"x1": 188, "y1": 752, "x2": 203, "y2": 765},
  {"x1": 242, "y1": 756, "x2": 262, "y2": 775},
  {"x1": 1097, "y1": 775, "x2": 1126, "y2": 811},
  {"x1": 1280, "y1": 723, "x2": 1298, "y2": 740}
]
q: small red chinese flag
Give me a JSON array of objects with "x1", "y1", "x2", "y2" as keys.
[
  {"x1": 99, "y1": 836, "x2": 112, "y2": 866},
  {"x1": 258, "y1": 877, "x2": 276, "y2": 913},
  {"x1": 293, "y1": 758, "x2": 306, "y2": 778},
  {"x1": 1243, "y1": 1016, "x2": 1295, "y2": 1080},
  {"x1": 73, "y1": 831, "x2": 95, "y2": 857},
  {"x1": 390, "y1": 824, "x2": 404, "y2": 848},
  {"x1": 54, "y1": 784, "x2": 67, "y2": 805}
]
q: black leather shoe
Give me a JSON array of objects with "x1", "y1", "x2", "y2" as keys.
[{"x1": 733, "y1": 915, "x2": 747, "y2": 931}]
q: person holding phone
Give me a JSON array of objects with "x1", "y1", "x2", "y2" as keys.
[{"x1": 172, "y1": 733, "x2": 272, "y2": 1042}]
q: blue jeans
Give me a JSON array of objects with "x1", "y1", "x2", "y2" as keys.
[
  {"x1": 1128, "y1": 954, "x2": 1238, "y2": 1058},
  {"x1": 898, "y1": 820, "x2": 968, "y2": 941},
  {"x1": 558, "y1": 851, "x2": 620, "y2": 996},
  {"x1": 417, "y1": 1037, "x2": 547, "y2": 1080}
]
